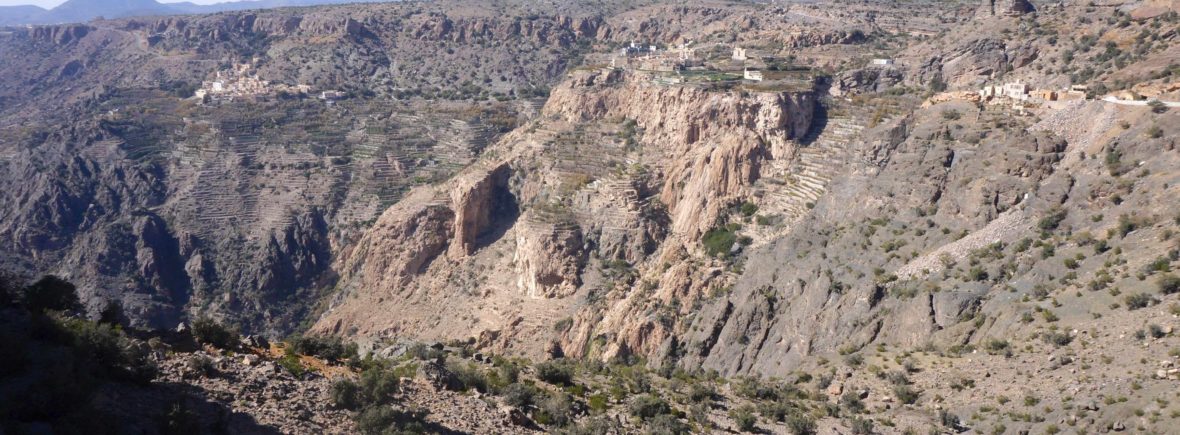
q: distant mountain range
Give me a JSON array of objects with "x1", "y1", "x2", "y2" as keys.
[{"x1": 0, "y1": 0, "x2": 392, "y2": 26}]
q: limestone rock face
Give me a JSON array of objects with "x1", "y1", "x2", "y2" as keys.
[
  {"x1": 545, "y1": 69, "x2": 815, "y2": 240},
  {"x1": 830, "y1": 67, "x2": 904, "y2": 97},
  {"x1": 781, "y1": 29, "x2": 867, "y2": 48},
  {"x1": 571, "y1": 177, "x2": 666, "y2": 265},
  {"x1": 979, "y1": 0, "x2": 1035, "y2": 17},
  {"x1": 29, "y1": 24, "x2": 92, "y2": 45},
  {"x1": 448, "y1": 164, "x2": 514, "y2": 259},
  {"x1": 513, "y1": 214, "x2": 585, "y2": 299},
  {"x1": 338, "y1": 192, "x2": 455, "y2": 292},
  {"x1": 913, "y1": 37, "x2": 1011, "y2": 88}
]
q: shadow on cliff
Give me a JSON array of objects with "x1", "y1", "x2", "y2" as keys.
[
  {"x1": 473, "y1": 182, "x2": 520, "y2": 251},
  {"x1": 799, "y1": 99, "x2": 830, "y2": 146}
]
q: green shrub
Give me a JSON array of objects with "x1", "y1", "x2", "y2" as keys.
[
  {"x1": 287, "y1": 334, "x2": 357, "y2": 362},
  {"x1": 553, "y1": 317, "x2": 573, "y2": 332},
  {"x1": 191, "y1": 317, "x2": 238, "y2": 349},
  {"x1": 278, "y1": 352, "x2": 306, "y2": 377},
  {"x1": 730, "y1": 405, "x2": 758, "y2": 432},
  {"x1": 687, "y1": 382, "x2": 716, "y2": 403},
  {"x1": 939, "y1": 410, "x2": 961, "y2": 428},
  {"x1": 330, "y1": 379, "x2": 362, "y2": 410},
  {"x1": 159, "y1": 402, "x2": 200, "y2": 435},
  {"x1": 756, "y1": 400, "x2": 792, "y2": 422},
  {"x1": 1125, "y1": 293, "x2": 1156, "y2": 310},
  {"x1": 646, "y1": 413, "x2": 689, "y2": 434},
  {"x1": 1158, "y1": 274, "x2": 1180, "y2": 295},
  {"x1": 500, "y1": 383, "x2": 536, "y2": 408},
  {"x1": 849, "y1": 417, "x2": 874, "y2": 434},
  {"x1": 984, "y1": 338, "x2": 1010, "y2": 355},
  {"x1": 966, "y1": 267, "x2": 989, "y2": 281},
  {"x1": 1038, "y1": 208, "x2": 1067, "y2": 232},
  {"x1": 702, "y1": 226, "x2": 739, "y2": 258},
  {"x1": 733, "y1": 376, "x2": 783, "y2": 401},
  {"x1": 535, "y1": 392, "x2": 574, "y2": 427},
  {"x1": 893, "y1": 384, "x2": 921, "y2": 404},
  {"x1": 22, "y1": 275, "x2": 81, "y2": 313},
  {"x1": 359, "y1": 366, "x2": 400, "y2": 405},
  {"x1": 535, "y1": 359, "x2": 575, "y2": 386},
  {"x1": 354, "y1": 406, "x2": 425, "y2": 435},
  {"x1": 786, "y1": 412, "x2": 817, "y2": 435},
  {"x1": 840, "y1": 391, "x2": 866, "y2": 414},
  {"x1": 739, "y1": 202, "x2": 759, "y2": 217},
  {"x1": 407, "y1": 343, "x2": 446, "y2": 361},
  {"x1": 1042, "y1": 331, "x2": 1073, "y2": 347},
  {"x1": 447, "y1": 359, "x2": 489, "y2": 393},
  {"x1": 628, "y1": 394, "x2": 671, "y2": 420},
  {"x1": 1, "y1": 303, "x2": 156, "y2": 429}
]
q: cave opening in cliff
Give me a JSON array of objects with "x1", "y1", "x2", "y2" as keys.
[{"x1": 474, "y1": 183, "x2": 519, "y2": 250}]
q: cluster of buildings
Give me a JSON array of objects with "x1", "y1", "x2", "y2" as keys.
[
  {"x1": 977, "y1": 81, "x2": 1088, "y2": 105},
  {"x1": 610, "y1": 41, "x2": 701, "y2": 72},
  {"x1": 193, "y1": 62, "x2": 314, "y2": 102},
  {"x1": 925, "y1": 81, "x2": 1091, "y2": 112}
]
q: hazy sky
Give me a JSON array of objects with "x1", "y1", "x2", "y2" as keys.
[{"x1": 0, "y1": 0, "x2": 232, "y2": 8}]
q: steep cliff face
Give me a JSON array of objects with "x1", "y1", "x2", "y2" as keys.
[
  {"x1": 545, "y1": 69, "x2": 815, "y2": 240},
  {"x1": 513, "y1": 214, "x2": 585, "y2": 299},
  {"x1": 448, "y1": 164, "x2": 515, "y2": 259},
  {"x1": 313, "y1": 70, "x2": 818, "y2": 361},
  {"x1": 337, "y1": 191, "x2": 456, "y2": 294}
]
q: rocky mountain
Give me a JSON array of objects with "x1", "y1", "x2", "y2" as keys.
[
  {"x1": 5, "y1": 0, "x2": 1180, "y2": 433},
  {"x1": 0, "y1": 0, "x2": 393, "y2": 26}
]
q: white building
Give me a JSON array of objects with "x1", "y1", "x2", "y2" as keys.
[
  {"x1": 979, "y1": 81, "x2": 1031, "y2": 101},
  {"x1": 1003, "y1": 81, "x2": 1030, "y2": 100},
  {"x1": 743, "y1": 69, "x2": 764, "y2": 82},
  {"x1": 732, "y1": 46, "x2": 748, "y2": 61},
  {"x1": 870, "y1": 58, "x2": 895, "y2": 66}
]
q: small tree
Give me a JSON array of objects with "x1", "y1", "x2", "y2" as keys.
[
  {"x1": 191, "y1": 317, "x2": 239, "y2": 349},
  {"x1": 23, "y1": 275, "x2": 81, "y2": 313},
  {"x1": 359, "y1": 367, "x2": 400, "y2": 405},
  {"x1": 330, "y1": 379, "x2": 361, "y2": 410},
  {"x1": 98, "y1": 300, "x2": 125, "y2": 326},
  {"x1": 535, "y1": 359, "x2": 574, "y2": 386}
]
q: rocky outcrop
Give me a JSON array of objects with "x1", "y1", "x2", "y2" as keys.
[
  {"x1": 28, "y1": 24, "x2": 92, "y2": 45},
  {"x1": 979, "y1": 0, "x2": 1036, "y2": 17},
  {"x1": 339, "y1": 193, "x2": 455, "y2": 292},
  {"x1": 830, "y1": 66, "x2": 904, "y2": 97},
  {"x1": 252, "y1": 210, "x2": 332, "y2": 299},
  {"x1": 571, "y1": 177, "x2": 667, "y2": 264},
  {"x1": 545, "y1": 69, "x2": 815, "y2": 240},
  {"x1": 513, "y1": 213, "x2": 585, "y2": 299},
  {"x1": 448, "y1": 164, "x2": 514, "y2": 259},
  {"x1": 914, "y1": 37, "x2": 1010, "y2": 88},
  {"x1": 782, "y1": 29, "x2": 867, "y2": 48}
]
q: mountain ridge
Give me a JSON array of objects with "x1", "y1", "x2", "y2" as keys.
[{"x1": 0, "y1": 0, "x2": 394, "y2": 26}]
